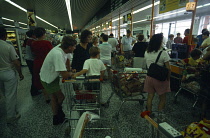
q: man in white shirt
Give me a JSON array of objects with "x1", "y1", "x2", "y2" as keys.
[
  {"x1": 108, "y1": 33, "x2": 119, "y2": 64},
  {"x1": 98, "y1": 34, "x2": 112, "y2": 66},
  {"x1": 121, "y1": 30, "x2": 136, "y2": 59},
  {"x1": 40, "y1": 36, "x2": 77, "y2": 125},
  {"x1": 0, "y1": 27, "x2": 24, "y2": 124}
]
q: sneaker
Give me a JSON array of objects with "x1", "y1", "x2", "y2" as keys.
[{"x1": 7, "y1": 113, "x2": 21, "y2": 124}]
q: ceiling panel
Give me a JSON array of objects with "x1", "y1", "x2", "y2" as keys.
[{"x1": 0, "y1": 0, "x2": 109, "y2": 31}]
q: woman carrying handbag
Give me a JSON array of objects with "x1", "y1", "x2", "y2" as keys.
[{"x1": 144, "y1": 33, "x2": 171, "y2": 112}]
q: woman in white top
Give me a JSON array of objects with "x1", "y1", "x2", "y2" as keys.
[{"x1": 144, "y1": 33, "x2": 171, "y2": 112}]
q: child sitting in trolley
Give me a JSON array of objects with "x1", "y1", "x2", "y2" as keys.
[
  {"x1": 72, "y1": 46, "x2": 106, "y2": 80},
  {"x1": 180, "y1": 49, "x2": 202, "y2": 81},
  {"x1": 72, "y1": 47, "x2": 106, "y2": 102}
]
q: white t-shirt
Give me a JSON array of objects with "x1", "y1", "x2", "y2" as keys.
[
  {"x1": 98, "y1": 42, "x2": 112, "y2": 60},
  {"x1": 40, "y1": 46, "x2": 68, "y2": 83},
  {"x1": 144, "y1": 50, "x2": 170, "y2": 68},
  {"x1": 55, "y1": 44, "x2": 71, "y2": 60},
  {"x1": 0, "y1": 40, "x2": 19, "y2": 71},
  {"x1": 121, "y1": 36, "x2": 136, "y2": 51},
  {"x1": 83, "y1": 58, "x2": 106, "y2": 76},
  {"x1": 108, "y1": 37, "x2": 119, "y2": 51}
]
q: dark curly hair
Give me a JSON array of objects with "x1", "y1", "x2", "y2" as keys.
[
  {"x1": 34, "y1": 27, "x2": 46, "y2": 38},
  {"x1": 26, "y1": 30, "x2": 34, "y2": 37},
  {"x1": 61, "y1": 36, "x2": 77, "y2": 49},
  {"x1": 80, "y1": 29, "x2": 92, "y2": 43},
  {"x1": 147, "y1": 33, "x2": 163, "y2": 53}
]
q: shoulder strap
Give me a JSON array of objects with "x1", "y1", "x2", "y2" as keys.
[{"x1": 155, "y1": 51, "x2": 163, "y2": 64}]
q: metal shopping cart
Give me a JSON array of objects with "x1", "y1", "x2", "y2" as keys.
[
  {"x1": 106, "y1": 67, "x2": 147, "y2": 119},
  {"x1": 61, "y1": 76, "x2": 117, "y2": 137},
  {"x1": 174, "y1": 64, "x2": 210, "y2": 108}
]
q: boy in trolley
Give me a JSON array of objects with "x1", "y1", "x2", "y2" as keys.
[{"x1": 72, "y1": 47, "x2": 106, "y2": 80}]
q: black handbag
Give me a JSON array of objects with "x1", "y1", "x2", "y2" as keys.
[{"x1": 147, "y1": 51, "x2": 169, "y2": 81}]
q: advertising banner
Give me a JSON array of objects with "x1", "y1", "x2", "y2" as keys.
[
  {"x1": 159, "y1": 0, "x2": 189, "y2": 14},
  {"x1": 123, "y1": 15, "x2": 127, "y2": 24},
  {"x1": 27, "y1": 11, "x2": 36, "y2": 27},
  {"x1": 127, "y1": 13, "x2": 132, "y2": 24}
]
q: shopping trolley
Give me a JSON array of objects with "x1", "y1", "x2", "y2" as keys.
[
  {"x1": 106, "y1": 67, "x2": 147, "y2": 119},
  {"x1": 174, "y1": 64, "x2": 210, "y2": 108},
  {"x1": 61, "y1": 76, "x2": 117, "y2": 137}
]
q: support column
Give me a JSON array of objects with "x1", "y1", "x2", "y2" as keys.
[
  {"x1": 130, "y1": 8, "x2": 134, "y2": 36},
  {"x1": 118, "y1": 12, "x2": 121, "y2": 40},
  {"x1": 150, "y1": 0, "x2": 155, "y2": 38},
  {"x1": 188, "y1": 0, "x2": 198, "y2": 45}
]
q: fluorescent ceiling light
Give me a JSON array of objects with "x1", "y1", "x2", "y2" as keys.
[
  {"x1": 112, "y1": 17, "x2": 123, "y2": 22},
  {"x1": 3, "y1": 24, "x2": 15, "y2": 27},
  {"x1": 36, "y1": 16, "x2": 58, "y2": 29},
  {"x1": 5, "y1": 0, "x2": 58, "y2": 29},
  {"x1": 133, "y1": 19, "x2": 147, "y2": 24},
  {"x1": 133, "y1": 1, "x2": 160, "y2": 14},
  {"x1": 5, "y1": 0, "x2": 27, "y2": 12},
  {"x1": 65, "y1": 0, "x2": 73, "y2": 31},
  {"x1": 20, "y1": 27, "x2": 28, "y2": 29},
  {"x1": 2, "y1": 17, "x2": 14, "y2": 22},
  {"x1": 19, "y1": 22, "x2": 27, "y2": 25}
]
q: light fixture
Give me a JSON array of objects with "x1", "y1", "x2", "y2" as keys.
[
  {"x1": 65, "y1": 0, "x2": 73, "y2": 31},
  {"x1": 5, "y1": 0, "x2": 58, "y2": 29},
  {"x1": 19, "y1": 22, "x2": 27, "y2": 25},
  {"x1": 133, "y1": 1, "x2": 160, "y2": 14},
  {"x1": 5, "y1": 0, "x2": 27, "y2": 12},
  {"x1": 3, "y1": 24, "x2": 15, "y2": 27},
  {"x1": 2, "y1": 17, "x2": 14, "y2": 22},
  {"x1": 36, "y1": 16, "x2": 58, "y2": 29},
  {"x1": 19, "y1": 27, "x2": 28, "y2": 29},
  {"x1": 112, "y1": 17, "x2": 123, "y2": 22}
]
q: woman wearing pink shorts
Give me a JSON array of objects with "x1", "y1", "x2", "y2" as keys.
[{"x1": 144, "y1": 33, "x2": 171, "y2": 112}]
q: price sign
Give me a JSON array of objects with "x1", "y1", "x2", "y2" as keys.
[{"x1": 186, "y1": 2, "x2": 196, "y2": 12}]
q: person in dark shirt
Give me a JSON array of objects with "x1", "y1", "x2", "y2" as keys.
[
  {"x1": 132, "y1": 34, "x2": 148, "y2": 57},
  {"x1": 132, "y1": 34, "x2": 148, "y2": 68},
  {"x1": 71, "y1": 30, "x2": 93, "y2": 72}
]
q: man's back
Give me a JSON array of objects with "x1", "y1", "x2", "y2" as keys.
[
  {"x1": 0, "y1": 40, "x2": 18, "y2": 71},
  {"x1": 108, "y1": 37, "x2": 118, "y2": 51}
]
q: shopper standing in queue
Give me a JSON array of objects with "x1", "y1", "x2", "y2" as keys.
[
  {"x1": 121, "y1": 30, "x2": 136, "y2": 59},
  {"x1": 25, "y1": 30, "x2": 40, "y2": 96},
  {"x1": 40, "y1": 36, "x2": 77, "y2": 125},
  {"x1": 31, "y1": 27, "x2": 52, "y2": 103},
  {"x1": 144, "y1": 33, "x2": 171, "y2": 112},
  {"x1": 71, "y1": 30, "x2": 93, "y2": 72},
  {"x1": 0, "y1": 27, "x2": 24, "y2": 124}
]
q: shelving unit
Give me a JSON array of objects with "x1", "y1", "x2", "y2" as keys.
[{"x1": 6, "y1": 28, "x2": 28, "y2": 66}]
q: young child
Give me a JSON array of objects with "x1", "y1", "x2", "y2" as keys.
[
  {"x1": 181, "y1": 49, "x2": 202, "y2": 81},
  {"x1": 72, "y1": 47, "x2": 106, "y2": 103},
  {"x1": 72, "y1": 47, "x2": 106, "y2": 80}
]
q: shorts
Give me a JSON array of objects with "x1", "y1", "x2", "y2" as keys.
[
  {"x1": 143, "y1": 76, "x2": 171, "y2": 95},
  {"x1": 41, "y1": 77, "x2": 60, "y2": 94}
]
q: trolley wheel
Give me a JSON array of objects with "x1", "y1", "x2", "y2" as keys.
[
  {"x1": 139, "y1": 100, "x2": 144, "y2": 106},
  {"x1": 65, "y1": 126, "x2": 71, "y2": 136}
]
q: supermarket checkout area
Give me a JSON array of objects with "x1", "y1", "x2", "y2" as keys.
[{"x1": 169, "y1": 58, "x2": 184, "y2": 91}]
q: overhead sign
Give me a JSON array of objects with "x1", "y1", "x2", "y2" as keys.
[
  {"x1": 186, "y1": 2, "x2": 196, "y2": 12},
  {"x1": 123, "y1": 15, "x2": 127, "y2": 24},
  {"x1": 27, "y1": 11, "x2": 36, "y2": 27},
  {"x1": 127, "y1": 13, "x2": 132, "y2": 24},
  {"x1": 159, "y1": 0, "x2": 189, "y2": 14}
]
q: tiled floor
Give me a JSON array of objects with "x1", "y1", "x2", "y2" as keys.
[{"x1": 0, "y1": 67, "x2": 208, "y2": 138}]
